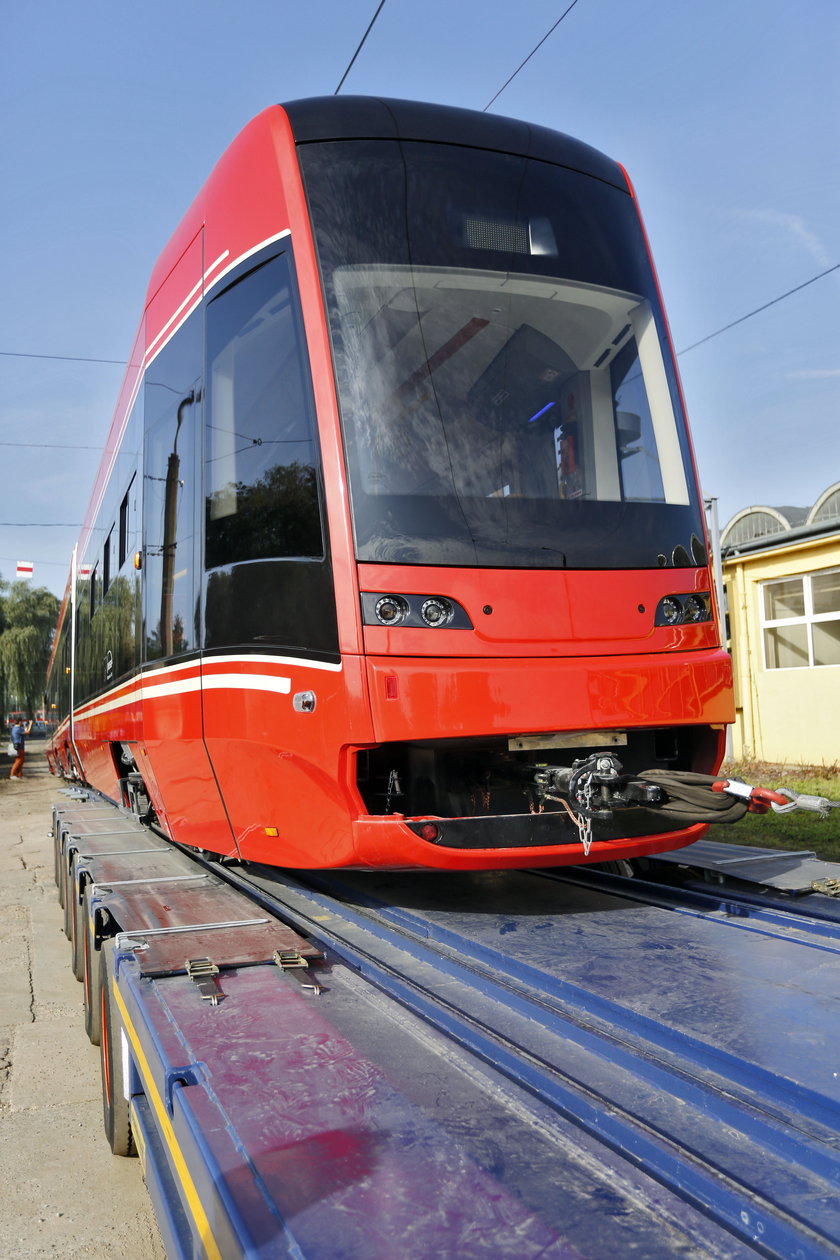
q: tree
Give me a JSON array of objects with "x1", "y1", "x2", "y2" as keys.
[{"x1": 0, "y1": 579, "x2": 60, "y2": 718}]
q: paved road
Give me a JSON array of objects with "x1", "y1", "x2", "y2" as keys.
[{"x1": 0, "y1": 750, "x2": 166, "y2": 1260}]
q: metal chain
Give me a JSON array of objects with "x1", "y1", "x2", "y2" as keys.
[
  {"x1": 385, "y1": 769, "x2": 401, "y2": 815},
  {"x1": 577, "y1": 776, "x2": 595, "y2": 855},
  {"x1": 558, "y1": 792, "x2": 593, "y2": 856}
]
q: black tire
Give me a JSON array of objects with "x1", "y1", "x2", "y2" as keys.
[
  {"x1": 597, "y1": 860, "x2": 636, "y2": 878},
  {"x1": 99, "y1": 942, "x2": 135, "y2": 1157},
  {"x1": 83, "y1": 886, "x2": 103, "y2": 1046}
]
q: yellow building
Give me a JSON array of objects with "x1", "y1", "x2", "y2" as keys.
[{"x1": 721, "y1": 482, "x2": 840, "y2": 765}]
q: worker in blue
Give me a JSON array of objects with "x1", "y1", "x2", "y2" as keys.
[{"x1": 9, "y1": 718, "x2": 33, "y2": 780}]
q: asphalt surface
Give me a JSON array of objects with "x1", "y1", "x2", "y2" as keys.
[{"x1": 0, "y1": 749, "x2": 165, "y2": 1260}]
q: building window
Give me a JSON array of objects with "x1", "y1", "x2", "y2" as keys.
[{"x1": 762, "y1": 568, "x2": 840, "y2": 669}]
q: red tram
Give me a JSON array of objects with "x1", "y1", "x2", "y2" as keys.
[{"x1": 46, "y1": 97, "x2": 734, "y2": 870}]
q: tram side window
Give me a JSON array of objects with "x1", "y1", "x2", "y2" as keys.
[
  {"x1": 103, "y1": 472, "x2": 141, "y2": 682},
  {"x1": 610, "y1": 337, "x2": 666, "y2": 503},
  {"x1": 57, "y1": 625, "x2": 70, "y2": 717},
  {"x1": 118, "y1": 475, "x2": 137, "y2": 570},
  {"x1": 74, "y1": 565, "x2": 95, "y2": 702},
  {"x1": 204, "y1": 252, "x2": 323, "y2": 570},
  {"x1": 143, "y1": 317, "x2": 201, "y2": 661},
  {"x1": 103, "y1": 526, "x2": 114, "y2": 595}
]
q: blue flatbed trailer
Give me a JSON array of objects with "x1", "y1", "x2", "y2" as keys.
[{"x1": 53, "y1": 793, "x2": 840, "y2": 1259}]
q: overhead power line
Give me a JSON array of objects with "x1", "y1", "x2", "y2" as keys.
[
  {"x1": 0, "y1": 441, "x2": 101, "y2": 450},
  {"x1": 484, "y1": 0, "x2": 582, "y2": 111},
  {"x1": 677, "y1": 263, "x2": 840, "y2": 356},
  {"x1": 335, "y1": 0, "x2": 388, "y2": 95},
  {"x1": 0, "y1": 349, "x2": 124, "y2": 366},
  {"x1": 0, "y1": 555, "x2": 69, "y2": 568}
]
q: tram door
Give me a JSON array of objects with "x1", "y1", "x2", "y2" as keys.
[
  {"x1": 141, "y1": 230, "x2": 238, "y2": 855},
  {"x1": 199, "y1": 245, "x2": 343, "y2": 864}
]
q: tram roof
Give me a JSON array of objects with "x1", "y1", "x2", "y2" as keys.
[{"x1": 283, "y1": 95, "x2": 627, "y2": 191}]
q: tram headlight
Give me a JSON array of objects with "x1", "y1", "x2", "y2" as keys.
[
  {"x1": 375, "y1": 595, "x2": 409, "y2": 626},
  {"x1": 659, "y1": 596, "x2": 683, "y2": 625},
  {"x1": 361, "y1": 592, "x2": 473, "y2": 629},
  {"x1": 682, "y1": 594, "x2": 707, "y2": 623},
  {"x1": 421, "y1": 598, "x2": 454, "y2": 627},
  {"x1": 655, "y1": 592, "x2": 711, "y2": 626}
]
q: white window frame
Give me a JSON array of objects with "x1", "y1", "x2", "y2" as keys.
[{"x1": 761, "y1": 566, "x2": 840, "y2": 670}]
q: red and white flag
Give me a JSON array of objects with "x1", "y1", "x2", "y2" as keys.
[{"x1": 16, "y1": 561, "x2": 33, "y2": 578}]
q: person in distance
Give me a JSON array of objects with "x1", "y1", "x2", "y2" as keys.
[{"x1": 9, "y1": 717, "x2": 33, "y2": 780}]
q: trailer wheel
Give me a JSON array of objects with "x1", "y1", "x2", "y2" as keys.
[
  {"x1": 99, "y1": 943, "x2": 135, "y2": 1157},
  {"x1": 83, "y1": 886, "x2": 102, "y2": 1045}
]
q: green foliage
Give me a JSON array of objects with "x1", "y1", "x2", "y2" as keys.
[
  {"x1": 0, "y1": 579, "x2": 60, "y2": 718},
  {"x1": 0, "y1": 625, "x2": 42, "y2": 710},
  {"x1": 708, "y1": 760, "x2": 840, "y2": 863},
  {"x1": 4, "y1": 580, "x2": 59, "y2": 637}
]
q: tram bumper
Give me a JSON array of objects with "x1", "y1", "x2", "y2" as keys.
[
  {"x1": 365, "y1": 648, "x2": 733, "y2": 742},
  {"x1": 348, "y1": 648, "x2": 733, "y2": 870}
]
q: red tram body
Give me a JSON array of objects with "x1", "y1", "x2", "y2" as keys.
[{"x1": 46, "y1": 97, "x2": 734, "y2": 870}]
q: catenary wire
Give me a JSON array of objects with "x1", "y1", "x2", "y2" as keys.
[
  {"x1": 483, "y1": 1, "x2": 582, "y2": 111},
  {"x1": 0, "y1": 554, "x2": 69, "y2": 567},
  {"x1": 677, "y1": 263, "x2": 840, "y2": 355},
  {"x1": 335, "y1": 1, "x2": 388, "y2": 95},
  {"x1": 0, "y1": 441, "x2": 101, "y2": 450},
  {"x1": 0, "y1": 349, "x2": 124, "y2": 365}
]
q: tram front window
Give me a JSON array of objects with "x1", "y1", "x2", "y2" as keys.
[{"x1": 299, "y1": 139, "x2": 706, "y2": 569}]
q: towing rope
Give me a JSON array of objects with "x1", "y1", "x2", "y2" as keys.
[
  {"x1": 638, "y1": 769, "x2": 840, "y2": 825},
  {"x1": 546, "y1": 753, "x2": 840, "y2": 830},
  {"x1": 638, "y1": 771, "x2": 750, "y2": 825}
]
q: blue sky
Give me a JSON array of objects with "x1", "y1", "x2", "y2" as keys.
[{"x1": 1, "y1": 0, "x2": 838, "y2": 597}]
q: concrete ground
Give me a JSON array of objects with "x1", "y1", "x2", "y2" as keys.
[{"x1": 0, "y1": 749, "x2": 166, "y2": 1260}]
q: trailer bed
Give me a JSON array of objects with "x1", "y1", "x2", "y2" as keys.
[{"x1": 53, "y1": 792, "x2": 840, "y2": 1259}]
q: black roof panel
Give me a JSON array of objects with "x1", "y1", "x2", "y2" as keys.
[{"x1": 282, "y1": 96, "x2": 626, "y2": 191}]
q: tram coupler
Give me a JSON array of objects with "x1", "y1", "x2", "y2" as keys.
[{"x1": 533, "y1": 753, "x2": 665, "y2": 820}]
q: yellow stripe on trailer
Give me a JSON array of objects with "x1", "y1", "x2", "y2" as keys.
[{"x1": 112, "y1": 977, "x2": 224, "y2": 1260}]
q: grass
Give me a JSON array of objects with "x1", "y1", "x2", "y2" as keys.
[{"x1": 707, "y1": 759, "x2": 840, "y2": 863}]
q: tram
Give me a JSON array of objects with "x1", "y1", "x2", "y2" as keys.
[{"x1": 45, "y1": 96, "x2": 734, "y2": 870}]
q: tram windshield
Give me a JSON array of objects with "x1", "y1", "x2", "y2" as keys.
[{"x1": 299, "y1": 139, "x2": 706, "y2": 569}]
